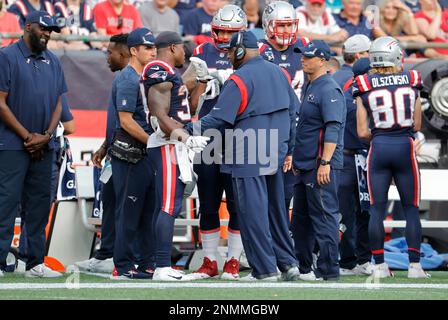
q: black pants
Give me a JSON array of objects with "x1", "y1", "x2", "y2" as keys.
[{"x1": 0, "y1": 150, "x2": 53, "y2": 270}]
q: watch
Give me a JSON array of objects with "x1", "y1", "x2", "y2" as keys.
[{"x1": 320, "y1": 159, "x2": 331, "y2": 166}]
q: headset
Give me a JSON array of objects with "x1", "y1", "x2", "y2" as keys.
[{"x1": 235, "y1": 31, "x2": 246, "y2": 60}]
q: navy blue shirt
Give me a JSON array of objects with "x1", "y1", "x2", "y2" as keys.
[
  {"x1": 105, "y1": 76, "x2": 119, "y2": 148},
  {"x1": 0, "y1": 38, "x2": 67, "y2": 150},
  {"x1": 61, "y1": 94, "x2": 73, "y2": 122},
  {"x1": 141, "y1": 59, "x2": 192, "y2": 134},
  {"x1": 353, "y1": 70, "x2": 422, "y2": 138},
  {"x1": 294, "y1": 73, "x2": 346, "y2": 170},
  {"x1": 334, "y1": 12, "x2": 373, "y2": 39},
  {"x1": 259, "y1": 38, "x2": 308, "y2": 101},
  {"x1": 333, "y1": 64, "x2": 367, "y2": 151},
  {"x1": 183, "y1": 8, "x2": 213, "y2": 36},
  {"x1": 113, "y1": 65, "x2": 150, "y2": 134},
  {"x1": 175, "y1": 0, "x2": 199, "y2": 26},
  {"x1": 186, "y1": 56, "x2": 299, "y2": 178}
]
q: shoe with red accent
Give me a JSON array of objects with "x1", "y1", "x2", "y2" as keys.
[
  {"x1": 372, "y1": 263, "x2": 394, "y2": 279},
  {"x1": 188, "y1": 257, "x2": 218, "y2": 280},
  {"x1": 221, "y1": 258, "x2": 240, "y2": 280}
]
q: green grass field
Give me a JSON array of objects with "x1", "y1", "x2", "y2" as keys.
[{"x1": 1, "y1": 271, "x2": 448, "y2": 300}]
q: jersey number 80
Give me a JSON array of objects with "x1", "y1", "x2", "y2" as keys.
[{"x1": 367, "y1": 87, "x2": 416, "y2": 129}]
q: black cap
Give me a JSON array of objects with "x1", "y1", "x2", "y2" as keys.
[
  {"x1": 127, "y1": 27, "x2": 155, "y2": 48},
  {"x1": 228, "y1": 31, "x2": 259, "y2": 49},
  {"x1": 294, "y1": 40, "x2": 331, "y2": 61},
  {"x1": 353, "y1": 57, "x2": 371, "y2": 77},
  {"x1": 155, "y1": 31, "x2": 183, "y2": 49},
  {"x1": 25, "y1": 11, "x2": 61, "y2": 33}
]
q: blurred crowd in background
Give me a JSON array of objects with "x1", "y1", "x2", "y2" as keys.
[{"x1": 1, "y1": 0, "x2": 448, "y2": 59}]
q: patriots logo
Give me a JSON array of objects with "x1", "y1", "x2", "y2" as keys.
[
  {"x1": 265, "y1": 49, "x2": 274, "y2": 62},
  {"x1": 150, "y1": 70, "x2": 168, "y2": 81}
]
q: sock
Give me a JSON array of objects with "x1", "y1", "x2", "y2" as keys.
[
  {"x1": 403, "y1": 205, "x2": 422, "y2": 263},
  {"x1": 227, "y1": 229, "x2": 243, "y2": 261},
  {"x1": 201, "y1": 230, "x2": 220, "y2": 261},
  {"x1": 156, "y1": 212, "x2": 175, "y2": 268},
  {"x1": 368, "y1": 202, "x2": 387, "y2": 265}
]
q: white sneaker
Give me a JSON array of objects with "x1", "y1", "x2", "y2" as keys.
[
  {"x1": 353, "y1": 262, "x2": 374, "y2": 275},
  {"x1": 339, "y1": 268, "x2": 357, "y2": 276},
  {"x1": 15, "y1": 259, "x2": 26, "y2": 274},
  {"x1": 239, "y1": 273, "x2": 278, "y2": 282},
  {"x1": 408, "y1": 263, "x2": 431, "y2": 279},
  {"x1": 299, "y1": 271, "x2": 322, "y2": 281},
  {"x1": 75, "y1": 258, "x2": 114, "y2": 274},
  {"x1": 153, "y1": 267, "x2": 189, "y2": 281},
  {"x1": 281, "y1": 266, "x2": 300, "y2": 281},
  {"x1": 25, "y1": 264, "x2": 62, "y2": 278},
  {"x1": 372, "y1": 263, "x2": 394, "y2": 279}
]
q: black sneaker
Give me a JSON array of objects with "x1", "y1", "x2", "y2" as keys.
[
  {"x1": 137, "y1": 268, "x2": 154, "y2": 279},
  {"x1": 110, "y1": 269, "x2": 152, "y2": 280}
]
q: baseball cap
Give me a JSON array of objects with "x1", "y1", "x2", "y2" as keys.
[
  {"x1": 343, "y1": 34, "x2": 371, "y2": 54},
  {"x1": 127, "y1": 27, "x2": 155, "y2": 48},
  {"x1": 294, "y1": 40, "x2": 331, "y2": 60},
  {"x1": 308, "y1": 0, "x2": 325, "y2": 4},
  {"x1": 155, "y1": 31, "x2": 183, "y2": 49},
  {"x1": 25, "y1": 11, "x2": 61, "y2": 33},
  {"x1": 229, "y1": 31, "x2": 259, "y2": 49},
  {"x1": 353, "y1": 57, "x2": 371, "y2": 77}
]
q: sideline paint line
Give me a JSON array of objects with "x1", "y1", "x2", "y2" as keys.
[{"x1": 0, "y1": 283, "x2": 448, "y2": 290}]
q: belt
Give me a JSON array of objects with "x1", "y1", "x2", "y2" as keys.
[{"x1": 343, "y1": 149, "x2": 356, "y2": 156}]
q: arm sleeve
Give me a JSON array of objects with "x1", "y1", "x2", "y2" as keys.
[
  {"x1": 0, "y1": 52, "x2": 11, "y2": 92},
  {"x1": 60, "y1": 95, "x2": 74, "y2": 122},
  {"x1": 287, "y1": 84, "x2": 299, "y2": 155},
  {"x1": 115, "y1": 79, "x2": 139, "y2": 113},
  {"x1": 56, "y1": 59, "x2": 68, "y2": 97},
  {"x1": 185, "y1": 80, "x2": 242, "y2": 134},
  {"x1": 320, "y1": 87, "x2": 344, "y2": 125},
  {"x1": 324, "y1": 121, "x2": 342, "y2": 143}
]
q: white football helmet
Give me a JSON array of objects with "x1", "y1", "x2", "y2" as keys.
[
  {"x1": 369, "y1": 36, "x2": 403, "y2": 69},
  {"x1": 211, "y1": 4, "x2": 247, "y2": 50},
  {"x1": 262, "y1": 1, "x2": 298, "y2": 46}
]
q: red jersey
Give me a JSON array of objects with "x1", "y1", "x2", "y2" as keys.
[
  {"x1": 93, "y1": 0, "x2": 142, "y2": 35},
  {"x1": 0, "y1": 12, "x2": 21, "y2": 48}
]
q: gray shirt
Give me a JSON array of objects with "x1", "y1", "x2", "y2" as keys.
[{"x1": 138, "y1": 2, "x2": 180, "y2": 36}]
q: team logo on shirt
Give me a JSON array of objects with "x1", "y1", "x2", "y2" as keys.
[
  {"x1": 149, "y1": 71, "x2": 168, "y2": 81},
  {"x1": 281, "y1": 54, "x2": 287, "y2": 61},
  {"x1": 307, "y1": 94, "x2": 315, "y2": 102}
]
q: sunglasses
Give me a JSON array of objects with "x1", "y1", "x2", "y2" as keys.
[{"x1": 117, "y1": 15, "x2": 123, "y2": 29}]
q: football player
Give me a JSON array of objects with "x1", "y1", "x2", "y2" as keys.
[
  {"x1": 187, "y1": 4, "x2": 247, "y2": 280},
  {"x1": 354, "y1": 36, "x2": 429, "y2": 279}
]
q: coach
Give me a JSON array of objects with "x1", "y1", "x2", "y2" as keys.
[
  {"x1": 0, "y1": 11, "x2": 66, "y2": 278},
  {"x1": 290, "y1": 40, "x2": 346, "y2": 281},
  {"x1": 185, "y1": 31, "x2": 300, "y2": 281}
]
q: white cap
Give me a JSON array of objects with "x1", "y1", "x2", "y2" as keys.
[{"x1": 343, "y1": 34, "x2": 371, "y2": 54}]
